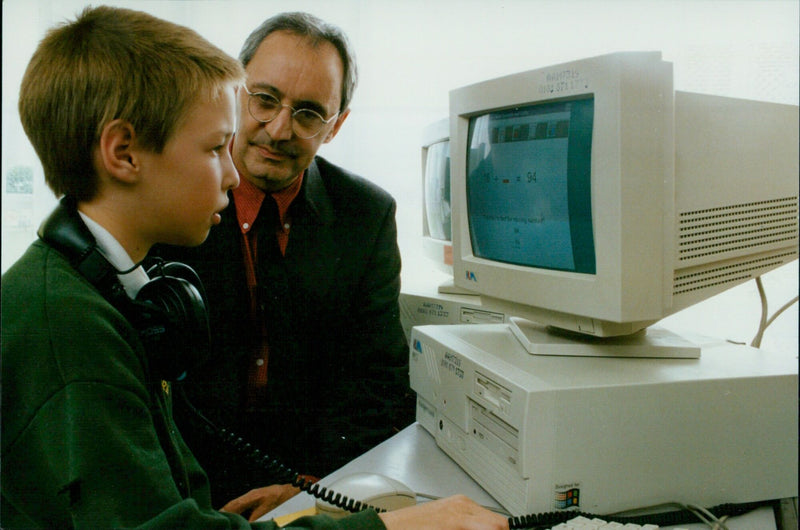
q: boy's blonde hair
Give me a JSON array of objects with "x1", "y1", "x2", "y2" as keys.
[{"x1": 19, "y1": 6, "x2": 245, "y2": 201}]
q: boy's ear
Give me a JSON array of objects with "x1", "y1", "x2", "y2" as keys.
[{"x1": 98, "y1": 119, "x2": 140, "y2": 183}]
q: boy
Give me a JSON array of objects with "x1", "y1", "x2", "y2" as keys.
[{"x1": 0, "y1": 5, "x2": 506, "y2": 530}]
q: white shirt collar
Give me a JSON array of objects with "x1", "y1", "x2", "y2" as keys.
[{"x1": 78, "y1": 211, "x2": 150, "y2": 299}]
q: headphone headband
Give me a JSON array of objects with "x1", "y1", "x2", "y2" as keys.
[{"x1": 38, "y1": 197, "x2": 122, "y2": 295}]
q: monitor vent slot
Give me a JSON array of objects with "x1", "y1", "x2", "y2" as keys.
[
  {"x1": 673, "y1": 251, "x2": 797, "y2": 295},
  {"x1": 677, "y1": 196, "x2": 798, "y2": 262}
]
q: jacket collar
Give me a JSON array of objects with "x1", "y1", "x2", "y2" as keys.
[{"x1": 303, "y1": 157, "x2": 335, "y2": 226}]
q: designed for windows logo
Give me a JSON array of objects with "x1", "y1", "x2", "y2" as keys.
[
  {"x1": 554, "y1": 484, "x2": 580, "y2": 510},
  {"x1": 465, "y1": 270, "x2": 477, "y2": 282}
]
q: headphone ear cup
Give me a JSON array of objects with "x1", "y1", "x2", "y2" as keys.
[
  {"x1": 150, "y1": 261, "x2": 208, "y2": 303},
  {"x1": 135, "y1": 274, "x2": 210, "y2": 380}
]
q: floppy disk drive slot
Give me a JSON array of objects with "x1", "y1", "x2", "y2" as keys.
[{"x1": 470, "y1": 401, "x2": 520, "y2": 467}]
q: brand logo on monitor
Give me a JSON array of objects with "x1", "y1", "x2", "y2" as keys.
[{"x1": 465, "y1": 270, "x2": 477, "y2": 282}]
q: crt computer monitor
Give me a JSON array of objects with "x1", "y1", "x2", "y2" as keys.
[
  {"x1": 421, "y1": 118, "x2": 453, "y2": 274},
  {"x1": 420, "y1": 118, "x2": 478, "y2": 296},
  {"x1": 449, "y1": 51, "x2": 799, "y2": 357}
]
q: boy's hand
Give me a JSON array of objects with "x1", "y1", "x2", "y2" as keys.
[
  {"x1": 220, "y1": 484, "x2": 301, "y2": 522},
  {"x1": 378, "y1": 495, "x2": 508, "y2": 530}
]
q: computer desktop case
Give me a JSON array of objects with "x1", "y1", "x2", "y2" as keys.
[
  {"x1": 409, "y1": 323, "x2": 798, "y2": 516},
  {"x1": 398, "y1": 290, "x2": 506, "y2": 342}
]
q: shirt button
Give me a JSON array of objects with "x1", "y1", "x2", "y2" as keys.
[
  {"x1": 284, "y1": 223, "x2": 290, "y2": 230},
  {"x1": 243, "y1": 222, "x2": 250, "y2": 230},
  {"x1": 256, "y1": 359, "x2": 265, "y2": 366}
]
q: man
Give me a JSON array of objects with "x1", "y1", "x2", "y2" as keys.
[{"x1": 153, "y1": 12, "x2": 415, "y2": 516}]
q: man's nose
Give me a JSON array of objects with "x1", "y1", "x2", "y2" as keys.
[{"x1": 265, "y1": 106, "x2": 294, "y2": 141}]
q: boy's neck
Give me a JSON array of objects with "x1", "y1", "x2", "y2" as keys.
[
  {"x1": 78, "y1": 201, "x2": 149, "y2": 263},
  {"x1": 78, "y1": 211, "x2": 150, "y2": 299}
]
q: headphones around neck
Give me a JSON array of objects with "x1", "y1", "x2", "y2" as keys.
[{"x1": 37, "y1": 197, "x2": 210, "y2": 381}]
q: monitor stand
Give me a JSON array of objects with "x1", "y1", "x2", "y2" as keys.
[{"x1": 509, "y1": 316, "x2": 701, "y2": 358}]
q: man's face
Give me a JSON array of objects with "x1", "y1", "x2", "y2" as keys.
[{"x1": 232, "y1": 30, "x2": 349, "y2": 192}]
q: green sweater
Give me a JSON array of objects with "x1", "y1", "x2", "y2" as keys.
[{"x1": 1, "y1": 241, "x2": 385, "y2": 530}]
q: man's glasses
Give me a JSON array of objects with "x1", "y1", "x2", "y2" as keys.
[{"x1": 244, "y1": 87, "x2": 339, "y2": 139}]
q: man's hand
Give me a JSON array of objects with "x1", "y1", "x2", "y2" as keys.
[{"x1": 219, "y1": 484, "x2": 301, "y2": 522}]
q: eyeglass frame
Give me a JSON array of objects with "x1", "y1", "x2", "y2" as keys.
[{"x1": 243, "y1": 86, "x2": 340, "y2": 139}]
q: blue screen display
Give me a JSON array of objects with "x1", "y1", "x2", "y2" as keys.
[{"x1": 466, "y1": 97, "x2": 595, "y2": 274}]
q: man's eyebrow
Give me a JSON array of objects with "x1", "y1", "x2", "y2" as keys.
[
  {"x1": 248, "y1": 81, "x2": 279, "y2": 93},
  {"x1": 247, "y1": 82, "x2": 329, "y2": 116}
]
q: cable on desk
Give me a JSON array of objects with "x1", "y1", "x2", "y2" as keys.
[
  {"x1": 750, "y1": 275, "x2": 799, "y2": 348},
  {"x1": 177, "y1": 385, "x2": 387, "y2": 515},
  {"x1": 507, "y1": 499, "x2": 776, "y2": 529}
]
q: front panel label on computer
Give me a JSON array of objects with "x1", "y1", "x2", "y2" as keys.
[
  {"x1": 418, "y1": 301, "x2": 450, "y2": 319},
  {"x1": 440, "y1": 352, "x2": 465, "y2": 379}
]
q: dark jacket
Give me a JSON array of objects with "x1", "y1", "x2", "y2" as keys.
[
  {"x1": 0, "y1": 239, "x2": 385, "y2": 529},
  {"x1": 151, "y1": 157, "x2": 414, "y2": 505}
]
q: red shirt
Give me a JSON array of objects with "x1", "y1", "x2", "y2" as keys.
[{"x1": 233, "y1": 174, "x2": 304, "y2": 402}]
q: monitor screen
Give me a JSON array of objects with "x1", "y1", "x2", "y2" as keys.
[
  {"x1": 424, "y1": 138, "x2": 451, "y2": 242},
  {"x1": 420, "y1": 118, "x2": 458, "y2": 278},
  {"x1": 466, "y1": 97, "x2": 595, "y2": 273}
]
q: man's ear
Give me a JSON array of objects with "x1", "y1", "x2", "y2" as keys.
[
  {"x1": 97, "y1": 119, "x2": 139, "y2": 184},
  {"x1": 322, "y1": 108, "x2": 350, "y2": 144}
]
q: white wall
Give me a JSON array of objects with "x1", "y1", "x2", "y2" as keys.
[{"x1": 3, "y1": 0, "x2": 798, "y2": 352}]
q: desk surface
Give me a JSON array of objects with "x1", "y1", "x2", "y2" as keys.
[{"x1": 262, "y1": 423, "x2": 780, "y2": 529}]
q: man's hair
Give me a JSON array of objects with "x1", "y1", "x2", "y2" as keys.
[
  {"x1": 239, "y1": 11, "x2": 358, "y2": 114},
  {"x1": 18, "y1": 5, "x2": 245, "y2": 201}
]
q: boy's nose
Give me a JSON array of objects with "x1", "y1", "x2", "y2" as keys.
[{"x1": 222, "y1": 153, "x2": 239, "y2": 191}]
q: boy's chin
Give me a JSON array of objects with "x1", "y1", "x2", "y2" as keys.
[
  {"x1": 165, "y1": 230, "x2": 212, "y2": 248},
  {"x1": 190, "y1": 231, "x2": 213, "y2": 247}
]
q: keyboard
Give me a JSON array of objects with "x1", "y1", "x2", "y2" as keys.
[{"x1": 548, "y1": 515, "x2": 664, "y2": 529}]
